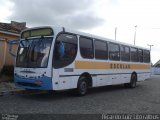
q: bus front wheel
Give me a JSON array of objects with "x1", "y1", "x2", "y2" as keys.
[
  {"x1": 124, "y1": 74, "x2": 137, "y2": 88},
  {"x1": 77, "y1": 77, "x2": 88, "y2": 96}
]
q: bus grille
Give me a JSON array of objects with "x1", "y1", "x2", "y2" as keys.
[{"x1": 16, "y1": 82, "x2": 40, "y2": 87}]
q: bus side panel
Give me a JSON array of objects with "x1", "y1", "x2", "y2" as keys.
[
  {"x1": 52, "y1": 65, "x2": 79, "y2": 90},
  {"x1": 137, "y1": 72, "x2": 151, "y2": 81},
  {"x1": 96, "y1": 75, "x2": 109, "y2": 87},
  {"x1": 52, "y1": 69, "x2": 59, "y2": 90},
  {"x1": 58, "y1": 76, "x2": 79, "y2": 90}
]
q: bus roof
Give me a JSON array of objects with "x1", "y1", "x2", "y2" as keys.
[
  {"x1": 64, "y1": 27, "x2": 149, "y2": 51},
  {"x1": 21, "y1": 26, "x2": 150, "y2": 51}
]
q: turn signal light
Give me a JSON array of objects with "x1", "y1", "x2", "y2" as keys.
[{"x1": 35, "y1": 80, "x2": 42, "y2": 85}]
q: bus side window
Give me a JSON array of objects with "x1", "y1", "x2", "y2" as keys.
[
  {"x1": 121, "y1": 45, "x2": 130, "y2": 61},
  {"x1": 144, "y1": 50, "x2": 150, "y2": 63},
  {"x1": 109, "y1": 43, "x2": 120, "y2": 61},
  {"x1": 79, "y1": 37, "x2": 94, "y2": 59},
  {"x1": 131, "y1": 47, "x2": 139, "y2": 62},
  {"x1": 55, "y1": 41, "x2": 65, "y2": 59},
  {"x1": 53, "y1": 33, "x2": 78, "y2": 68},
  {"x1": 139, "y1": 49, "x2": 143, "y2": 62},
  {"x1": 95, "y1": 40, "x2": 108, "y2": 60}
]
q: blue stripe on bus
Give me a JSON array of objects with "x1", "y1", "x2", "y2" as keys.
[{"x1": 14, "y1": 75, "x2": 53, "y2": 90}]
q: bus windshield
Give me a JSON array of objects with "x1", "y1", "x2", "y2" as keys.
[{"x1": 16, "y1": 37, "x2": 53, "y2": 68}]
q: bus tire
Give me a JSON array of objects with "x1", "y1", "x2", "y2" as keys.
[
  {"x1": 124, "y1": 74, "x2": 137, "y2": 88},
  {"x1": 77, "y1": 77, "x2": 88, "y2": 96}
]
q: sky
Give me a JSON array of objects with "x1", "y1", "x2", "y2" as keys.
[{"x1": 0, "y1": 0, "x2": 160, "y2": 64}]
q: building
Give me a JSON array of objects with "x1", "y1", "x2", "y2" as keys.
[
  {"x1": 0, "y1": 21, "x2": 26, "y2": 71},
  {"x1": 154, "y1": 60, "x2": 160, "y2": 67}
]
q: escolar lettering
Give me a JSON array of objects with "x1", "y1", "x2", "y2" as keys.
[{"x1": 110, "y1": 64, "x2": 130, "y2": 69}]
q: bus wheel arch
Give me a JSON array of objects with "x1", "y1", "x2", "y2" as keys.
[
  {"x1": 131, "y1": 72, "x2": 137, "y2": 82},
  {"x1": 76, "y1": 72, "x2": 92, "y2": 96},
  {"x1": 124, "y1": 72, "x2": 137, "y2": 88},
  {"x1": 78, "y1": 72, "x2": 92, "y2": 88}
]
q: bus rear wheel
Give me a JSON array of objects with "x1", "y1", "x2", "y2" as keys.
[
  {"x1": 77, "y1": 77, "x2": 88, "y2": 96},
  {"x1": 124, "y1": 74, "x2": 137, "y2": 88}
]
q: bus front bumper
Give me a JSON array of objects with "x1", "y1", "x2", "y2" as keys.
[{"x1": 14, "y1": 75, "x2": 53, "y2": 90}]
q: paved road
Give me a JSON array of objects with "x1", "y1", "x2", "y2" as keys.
[{"x1": 0, "y1": 75, "x2": 160, "y2": 114}]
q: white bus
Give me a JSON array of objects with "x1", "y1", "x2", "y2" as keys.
[{"x1": 14, "y1": 26, "x2": 151, "y2": 95}]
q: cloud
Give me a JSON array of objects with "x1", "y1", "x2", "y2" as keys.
[{"x1": 8, "y1": 0, "x2": 104, "y2": 30}]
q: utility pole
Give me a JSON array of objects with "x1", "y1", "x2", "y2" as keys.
[
  {"x1": 147, "y1": 44, "x2": 154, "y2": 66},
  {"x1": 147, "y1": 44, "x2": 154, "y2": 51},
  {"x1": 134, "y1": 25, "x2": 137, "y2": 45},
  {"x1": 115, "y1": 27, "x2": 117, "y2": 40}
]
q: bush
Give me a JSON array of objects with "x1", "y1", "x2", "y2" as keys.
[{"x1": 0, "y1": 65, "x2": 14, "y2": 82}]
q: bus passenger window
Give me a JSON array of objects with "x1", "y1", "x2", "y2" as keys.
[
  {"x1": 53, "y1": 33, "x2": 78, "y2": 68},
  {"x1": 79, "y1": 37, "x2": 94, "y2": 59},
  {"x1": 131, "y1": 47, "x2": 138, "y2": 62},
  {"x1": 95, "y1": 40, "x2": 108, "y2": 60},
  {"x1": 55, "y1": 41, "x2": 65, "y2": 59},
  {"x1": 120, "y1": 45, "x2": 130, "y2": 61},
  {"x1": 109, "y1": 43, "x2": 120, "y2": 61},
  {"x1": 144, "y1": 50, "x2": 150, "y2": 63},
  {"x1": 139, "y1": 49, "x2": 143, "y2": 62}
]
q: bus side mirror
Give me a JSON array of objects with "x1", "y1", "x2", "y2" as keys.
[{"x1": 8, "y1": 39, "x2": 19, "y2": 58}]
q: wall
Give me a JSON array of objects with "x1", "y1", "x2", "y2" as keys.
[
  {"x1": 0, "y1": 32, "x2": 19, "y2": 70},
  {"x1": 0, "y1": 40, "x2": 6, "y2": 70}
]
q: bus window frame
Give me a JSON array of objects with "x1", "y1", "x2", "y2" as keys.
[
  {"x1": 120, "y1": 45, "x2": 130, "y2": 62},
  {"x1": 16, "y1": 36, "x2": 53, "y2": 68},
  {"x1": 79, "y1": 36, "x2": 94, "y2": 59},
  {"x1": 94, "y1": 39, "x2": 108, "y2": 60},
  {"x1": 138, "y1": 49, "x2": 143, "y2": 63},
  {"x1": 143, "y1": 50, "x2": 150, "y2": 63},
  {"x1": 52, "y1": 32, "x2": 78, "y2": 68},
  {"x1": 108, "y1": 42, "x2": 120, "y2": 61},
  {"x1": 130, "y1": 47, "x2": 139, "y2": 62}
]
